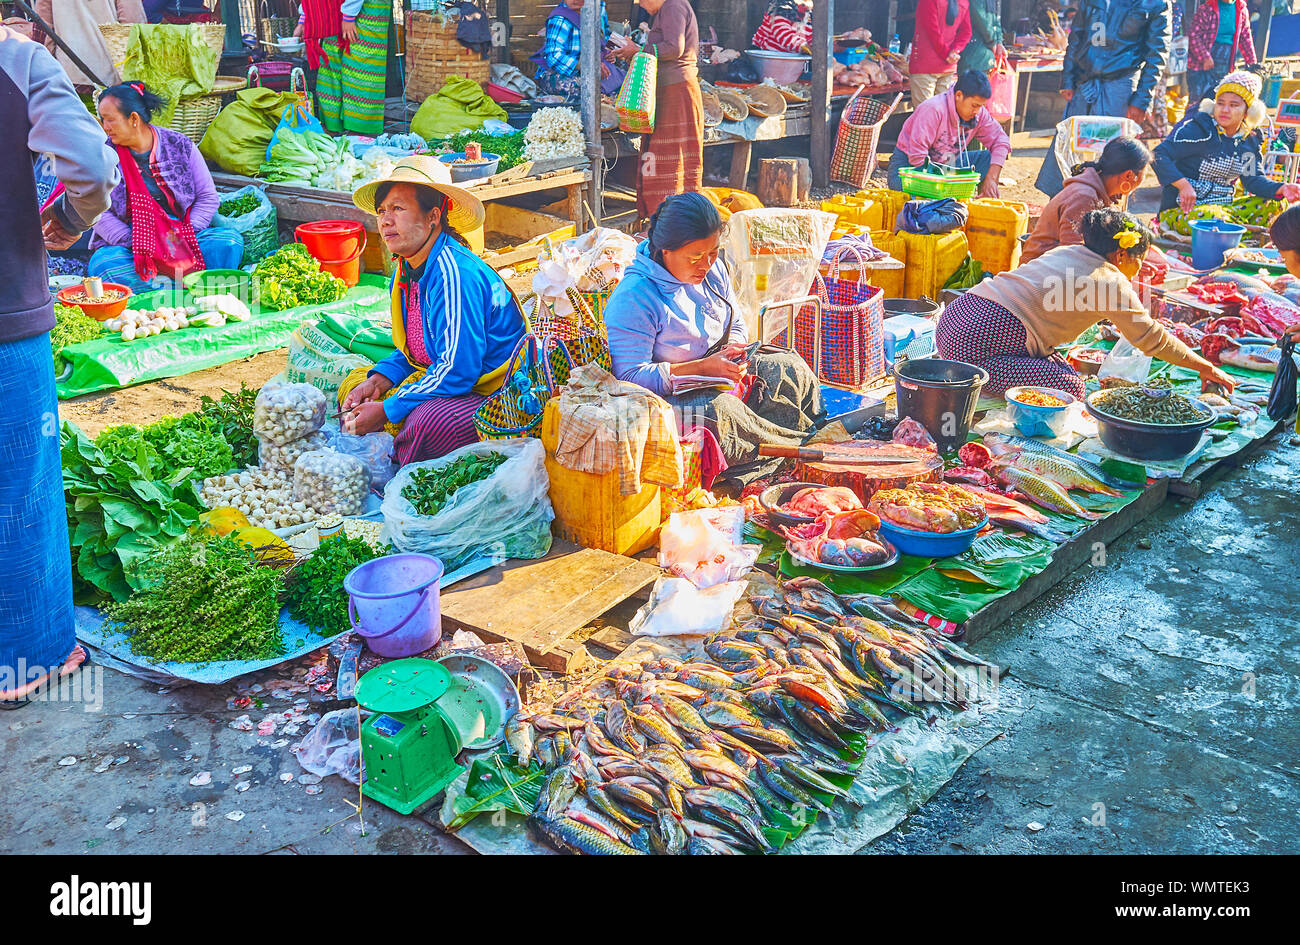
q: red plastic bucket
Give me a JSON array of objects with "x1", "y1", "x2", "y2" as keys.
[{"x1": 295, "y1": 221, "x2": 367, "y2": 287}]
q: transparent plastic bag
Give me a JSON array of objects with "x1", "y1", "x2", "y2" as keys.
[
  {"x1": 293, "y1": 449, "x2": 369, "y2": 515},
  {"x1": 724, "y1": 208, "x2": 837, "y2": 343},
  {"x1": 334, "y1": 432, "x2": 396, "y2": 491},
  {"x1": 658, "y1": 507, "x2": 759, "y2": 588},
  {"x1": 253, "y1": 383, "x2": 327, "y2": 445},
  {"x1": 380, "y1": 438, "x2": 554, "y2": 571},
  {"x1": 295, "y1": 709, "x2": 361, "y2": 784},
  {"x1": 258, "y1": 430, "x2": 328, "y2": 473},
  {"x1": 1098, "y1": 338, "x2": 1152, "y2": 385}
]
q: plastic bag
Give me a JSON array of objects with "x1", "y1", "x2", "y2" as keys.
[
  {"x1": 267, "y1": 102, "x2": 326, "y2": 160},
  {"x1": 334, "y1": 432, "x2": 397, "y2": 491},
  {"x1": 380, "y1": 438, "x2": 554, "y2": 570},
  {"x1": 258, "y1": 430, "x2": 328, "y2": 473},
  {"x1": 628, "y1": 576, "x2": 748, "y2": 637},
  {"x1": 1098, "y1": 338, "x2": 1152, "y2": 385},
  {"x1": 987, "y1": 63, "x2": 1017, "y2": 122},
  {"x1": 211, "y1": 185, "x2": 278, "y2": 268},
  {"x1": 532, "y1": 227, "x2": 638, "y2": 313},
  {"x1": 293, "y1": 449, "x2": 369, "y2": 515},
  {"x1": 284, "y1": 322, "x2": 372, "y2": 402},
  {"x1": 253, "y1": 383, "x2": 327, "y2": 445},
  {"x1": 200, "y1": 87, "x2": 301, "y2": 176},
  {"x1": 725, "y1": 209, "x2": 837, "y2": 343},
  {"x1": 658, "y1": 507, "x2": 759, "y2": 588},
  {"x1": 295, "y1": 709, "x2": 361, "y2": 784}
]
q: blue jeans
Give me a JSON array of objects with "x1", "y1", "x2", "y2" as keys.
[
  {"x1": 88, "y1": 226, "x2": 245, "y2": 293},
  {"x1": 1035, "y1": 74, "x2": 1140, "y2": 197},
  {"x1": 887, "y1": 148, "x2": 992, "y2": 193}
]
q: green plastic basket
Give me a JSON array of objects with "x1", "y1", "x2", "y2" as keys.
[
  {"x1": 898, "y1": 163, "x2": 981, "y2": 199},
  {"x1": 182, "y1": 268, "x2": 258, "y2": 308}
]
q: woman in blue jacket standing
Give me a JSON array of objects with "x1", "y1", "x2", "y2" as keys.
[
  {"x1": 602, "y1": 193, "x2": 823, "y2": 465},
  {"x1": 339, "y1": 157, "x2": 525, "y2": 466},
  {"x1": 1153, "y1": 71, "x2": 1300, "y2": 213}
]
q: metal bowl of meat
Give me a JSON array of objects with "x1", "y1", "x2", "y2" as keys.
[
  {"x1": 1085, "y1": 387, "x2": 1217, "y2": 461},
  {"x1": 759, "y1": 481, "x2": 860, "y2": 530}
]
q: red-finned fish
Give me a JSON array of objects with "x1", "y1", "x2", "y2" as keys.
[
  {"x1": 995, "y1": 450, "x2": 1123, "y2": 497},
  {"x1": 990, "y1": 463, "x2": 1103, "y2": 520},
  {"x1": 960, "y1": 485, "x2": 1049, "y2": 522}
]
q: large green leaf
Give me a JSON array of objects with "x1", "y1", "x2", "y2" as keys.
[{"x1": 442, "y1": 755, "x2": 546, "y2": 831}]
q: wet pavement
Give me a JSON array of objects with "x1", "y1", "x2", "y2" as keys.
[{"x1": 5, "y1": 434, "x2": 1297, "y2": 855}]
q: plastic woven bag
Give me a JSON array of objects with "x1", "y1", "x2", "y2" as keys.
[
  {"x1": 616, "y1": 46, "x2": 658, "y2": 134},
  {"x1": 284, "y1": 322, "x2": 372, "y2": 402},
  {"x1": 380, "y1": 438, "x2": 554, "y2": 570},
  {"x1": 211, "y1": 185, "x2": 279, "y2": 268}
]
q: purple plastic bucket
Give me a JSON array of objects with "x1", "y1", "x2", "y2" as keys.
[{"x1": 344, "y1": 553, "x2": 444, "y2": 658}]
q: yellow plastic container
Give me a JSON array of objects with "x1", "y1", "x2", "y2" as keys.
[
  {"x1": 540, "y1": 400, "x2": 661, "y2": 555},
  {"x1": 899, "y1": 230, "x2": 969, "y2": 300},
  {"x1": 820, "y1": 194, "x2": 873, "y2": 227},
  {"x1": 859, "y1": 188, "x2": 909, "y2": 232},
  {"x1": 964, "y1": 198, "x2": 1029, "y2": 275},
  {"x1": 866, "y1": 230, "x2": 907, "y2": 298}
]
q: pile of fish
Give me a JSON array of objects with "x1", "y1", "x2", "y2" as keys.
[{"x1": 507, "y1": 577, "x2": 997, "y2": 855}]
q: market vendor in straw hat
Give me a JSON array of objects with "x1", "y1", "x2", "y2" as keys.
[{"x1": 338, "y1": 156, "x2": 525, "y2": 466}]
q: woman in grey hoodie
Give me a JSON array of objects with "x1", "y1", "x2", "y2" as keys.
[{"x1": 603, "y1": 193, "x2": 822, "y2": 466}]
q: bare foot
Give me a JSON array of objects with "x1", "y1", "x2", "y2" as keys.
[{"x1": 0, "y1": 645, "x2": 88, "y2": 702}]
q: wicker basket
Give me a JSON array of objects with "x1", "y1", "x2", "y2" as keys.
[
  {"x1": 257, "y1": 0, "x2": 297, "y2": 47},
  {"x1": 405, "y1": 11, "x2": 490, "y2": 103},
  {"x1": 99, "y1": 22, "x2": 226, "y2": 78},
  {"x1": 830, "y1": 90, "x2": 902, "y2": 189},
  {"x1": 166, "y1": 75, "x2": 247, "y2": 144}
]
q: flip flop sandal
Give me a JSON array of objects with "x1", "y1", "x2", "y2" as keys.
[{"x1": 0, "y1": 649, "x2": 92, "y2": 710}]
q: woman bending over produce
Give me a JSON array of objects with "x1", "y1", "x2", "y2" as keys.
[
  {"x1": 338, "y1": 157, "x2": 525, "y2": 466},
  {"x1": 88, "y1": 82, "x2": 243, "y2": 293},
  {"x1": 935, "y1": 209, "x2": 1236, "y2": 397},
  {"x1": 603, "y1": 192, "x2": 823, "y2": 465}
]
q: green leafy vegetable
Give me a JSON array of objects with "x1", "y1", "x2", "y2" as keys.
[
  {"x1": 51, "y1": 303, "x2": 103, "y2": 367},
  {"x1": 437, "y1": 129, "x2": 525, "y2": 170},
  {"x1": 199, "y1": 383, "x2": 259, "y2": 468},
  {"x1": 284, "y1": 535, "x2": 381, "y2": 635},
  {"x1": 253, "y1": 243, "x2": 348, "y2": 311},
  {"x1": 403, "y1": 452, "x2": 507, "y2": 516},
  {"x1": 218, "y1": 192, "x2": 261, "y2": 217},
  {"x1": 104, "y1": 533, "x2": 283, "y2": 663}
]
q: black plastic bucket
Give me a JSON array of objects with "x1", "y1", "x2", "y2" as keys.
[
  {"x1": 894, "y1": 358, "x2": 989, "y2": 453},
  {"x1": 882, "y1": 298, "x2": 942, "y2": 319}
]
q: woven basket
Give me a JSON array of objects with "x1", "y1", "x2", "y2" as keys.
[
  {"x1": 701, "y1": 91, "x2": 723, "y2": 127},
  {"x1": 405, "y1": 11, "x2": 490, "y2": 103},
  {"x1": 167, "y1": 75, "x2": 246, "y2": 144},
  {"x1": 744, "y1": 85, "x2": 787, "y2": 118},
  {"x1": 257, "y1": 0, "x2": 297, "y2": 46},
  {"x1": 99, "y1": 22, "x2": 226, "y2": 78},
  {"x1": 716, "y1": 90, "x2": 748, "y2": 122},
  {"x1": 830, "y1": 90, "x2": 902, "y2": 189}
]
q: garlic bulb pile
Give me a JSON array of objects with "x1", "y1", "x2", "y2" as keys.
[
  {"x1": 200, "y1": 467, "x2": 314, "y2": 529},
  {"x1": 252, "y1": 383, "x2": 327, "y2": 446},
  {"x1": 106, "y1": 307, "x2": 192, "y2": 341},
  {"x1": 258, "y1": 430, "x2": 328, "y2": 473}
]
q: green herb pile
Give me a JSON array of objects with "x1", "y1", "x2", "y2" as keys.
[
  {"x1": 253, "y1": 243, "x2": 348, "y2": 311},
  {"x1": 62, "y1": 422, "x2": 205, "y2": 602},
  {"x1": 97, "y1": 414, "x2": 233, "y2": 480},
  {"x1": 285, "y1": 535, "x2": 381, "y2": 636},
  {"x1": 198, "y1": 384, "x2": 259, "y2": 468},
  {"x1": 218, "y1": 192, "x2": 261, "y2": 217},
  {"x1": 438, "y1": 129, "x2": 525, "y2": 170},
  {"x1": 403, "y1": 452, "x2": 507, "y2": 516},
  {"x1": 105, "y1": 534, "x2": 283, "y2": 663},
  {"x1": 51, "y1": 303, "x2": 103, "y2": 367}
]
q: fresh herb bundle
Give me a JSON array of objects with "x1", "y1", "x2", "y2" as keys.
[
  {"x1": 284, "y1": 535, "x2": 380, "y2": 636},
  {"x1": 402, "y1": 452, "x2": 507, "y2": 517},
  {"x1": 199, "y1": 384, "x2": 259, "y2": 468}
]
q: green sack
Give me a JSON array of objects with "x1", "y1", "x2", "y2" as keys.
[
  {"x1": 316, "y1": 313, "x2": 395, "y2": 364},
  {"x1": 121, "y1": 24, "x2": 219, "y2": 128},
  {"x1": 199, "y1": 88, "x2": 301, "y2": 176},
  {"x1": 410, "y1": 76, "x2": 508, "y2": 140}
]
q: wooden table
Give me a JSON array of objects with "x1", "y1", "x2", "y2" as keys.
[{"x1": 1006, "y1": 54, "x2": 1065, "y2": 136}]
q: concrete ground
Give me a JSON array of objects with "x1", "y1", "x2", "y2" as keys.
[{"x1": 5, "y1": 429, "x2": 1296, "y2": 855}]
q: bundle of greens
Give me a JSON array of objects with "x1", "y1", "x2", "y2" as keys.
[
  {"x1": 62, "y1": 422, "x2": 205, "y2": 602},
  {"x1": 259, "y1": 128, "x2": 396, "y2": 191},
  {"x1": 105, "y1": 533, "x2": 283, "y2": 663},
  {"x1": 284, "y1": 535, "x2": 381, "y2": 636},
  {"x1": 402, "y1": 452, "x2": 507, "y2": 516},
  {"x1": 97, "y1": 414, "x2": 234, "y2": 481},
  {"x1": 51, "y1": 303, "x2": 103, "y2": 367},
  {"x1": 199, "y1": 384, "x2": 259, "y2": 468},
  {"x1": 218, "y1": 191, "x2": 261, "y2": 217},
  {"x1": 252, "y1": 244, "x2": 348, "y2": 311}
]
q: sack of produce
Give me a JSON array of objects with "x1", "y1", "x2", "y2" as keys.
[
  {"x1": 211, "y1": 185, "x2": 279, "y2": 269},
  {"x1": 258, "y1": 430, "x2": 328, "y2": 473},
  {"x1": 284, "y1": 322, "x2": 371, "y2": 402},
  {"x1": 253, "y1": 383, "x2": 327, "y2": 446},
  {"x1": 380, "y1": 437, "x2": 554, "y2": 569},
  {"x1": 333, "y1": 431, "x2": 396, "y2": 491},
  {"x1": 294, "y1": 449, "x2": 370, "y2": 515},
  {"x1": 199, "y1": 88, "x2": 300, "y2": 177}
]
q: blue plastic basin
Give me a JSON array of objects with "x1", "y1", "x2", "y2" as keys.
[{"x1": 876, "y1": 517, "x2": 987, "y2": 558}]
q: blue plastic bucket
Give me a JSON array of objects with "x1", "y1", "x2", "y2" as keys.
[
  {"x1": 1264, "y1": 73, "x2": 1283, "y2": 108},
  {"x1": 345, "y1": 553, "x2": 444, "y2": 657},
  {"x1": 1190, "y1": 219, "x2": 1246, "y2": 270}
]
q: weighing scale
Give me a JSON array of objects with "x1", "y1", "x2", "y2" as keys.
[{"x1": 356, "y1": 659, "x2": 464, "y2": 815}]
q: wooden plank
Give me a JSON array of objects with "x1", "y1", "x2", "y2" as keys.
[
  {"x1": 471, "y1": 169, "x2": 592, "y2": 201},
  {"x1": 960, "y1": 478, "x2": 1170, "y2": 645},
  {"x1": 1169, "y1": 419, "x2": 1288, "y2": 498},
  {"x1": 809, "y1": 0, "x2": 834, "y2": 189},
  {"x1": 439, "y1": 544, "x2": 659, "y2": 671}
]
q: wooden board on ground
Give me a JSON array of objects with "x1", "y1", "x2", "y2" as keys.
[
  {"x1": 1168, "y1": 419, "x2": 1287, "y2": 499},
  {"x1": 960, "y1": 478, "x2": 1169, "y2": 644},
  {"x1": 439, "y1": 541, "x2": 659, "y2": 673}
]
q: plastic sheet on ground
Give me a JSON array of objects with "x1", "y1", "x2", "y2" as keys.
[
  {"x1": 56, "y1": 277, "x2": 390, "y2": 399},
  {"x1": 74, "y1": 556, "x2": 494, "y2": 686}
]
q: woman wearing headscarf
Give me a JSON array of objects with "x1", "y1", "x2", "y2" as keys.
[
  {"x1": 610, "y1": 0, "x2": 703, "y2": 220},
  {"x1": 908, "y1": 0, "x2": 971, "y2": 105},
  {"x1": 293, "y1": 0, "x2": 390, "y2": 135}
]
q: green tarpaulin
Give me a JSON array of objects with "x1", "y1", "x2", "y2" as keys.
[
  {"x1": 315, "y1": 312, "x2": 395, "y2": 364},
  {"x1": 56, "y1": 276, "x2": 390, "y2": 400}
]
